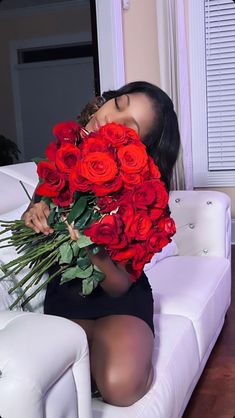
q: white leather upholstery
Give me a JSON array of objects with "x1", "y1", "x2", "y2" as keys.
[
  {"x1": 0, "y1": 311, "x2": 92, "y2": 418},
  {"x1": 0, "y1": 162, "x2": 232, "y2": 418}
]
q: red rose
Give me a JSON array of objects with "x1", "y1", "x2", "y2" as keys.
[
  {"x1": 46, "y1": 140, "x2": 57, "y2": 162},
  {"x1": 80, "y1": 152, "x2": 118, "y2": 184},
  {"x1": 69, "y1": 168, "x2": 92, "y2": 193},
  {"x1": 117, "y1": 202, "x2": 135, "y2": 236},
  {"x1": 120, "y1": 172, "x2": 143, "y2": 189},
  {"x1": 131, "y1": 243, "x2": 149, "y2": 271},
  {"x1": 125, "y1": 127, "x2": 141, "y2": 144},
  {"x1": 99, "y1": 122, "x2": 127, "y2": 147},
  {"x1": 128, "y1": 212, "x2": 153, "y2": 241},
  {"x1": 157, "y1": 216, "x2": 176, "y2": 235},
  {"x1": 109, "y1": 245, "x2": 136, "y2": 264},
  {"x1": 146, "y1": 228, "x2": 170, "y2": 253},
  {"x1": 149, "y1": 180, "x2": 169, "y2": 221},
  {"x1": 55, "y1": 143, "x2": 81, "y2": 173},
  {"x1": 132, "y1": 180, "x2": 157, "y2": 210},
  {"x1": 81, "y1": 134, "x2": 110, "y2": 155},
  {"x1": 84, "y1": 214, "x2": 126, "y2": 248},
  {"x1": 97, "y1": 196, "x2": 119, "y2": 213},
  {"x1": 52, "y1": 182, "x2": 74, "y2": 207},
  {"x1": 36, "y1": 161, "x2": 66, "y2": 197},
  {"x1": 92, "y1": 175, "x2": 122, "y2": 197},
  {"x1": 118, "y1": 144, "x2": 148, "y2": 173},
  {"x1": 53, "y1": 121, "x2": 80, "y2": 145},
  {"x1": 147, "y1": 157, "x2": 161, "y2": 179}
]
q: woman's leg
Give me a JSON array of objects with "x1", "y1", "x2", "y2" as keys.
[{"x1": 90, "y1": 315, "x2": 154, "y2": 407}]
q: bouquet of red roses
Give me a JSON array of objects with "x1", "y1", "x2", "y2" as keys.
[{"x1": 0, "y1": 121, "x2": 176, "y2": 309}]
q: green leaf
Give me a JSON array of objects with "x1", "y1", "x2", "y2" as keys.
[
  {"x1": 92, "y1": 270, "x2": 105, "y2": 285},
  {"x1": 77, "y1": 256, "x2": 91, "y2": 270},
  {"x1": 82, "y1": 277, "x2": 94, "y2": 295},
  {"x1": 71, "y1": 240, "x2": 80, "y2": 257},
  {"x1": 76, "y1": 234, "x2": 93, "y2": 248},
  {"x1": 74, "y1": 208, "x2": 92, "y2": 229},
  {"x1": 87, "y1": 211, "x2": 101, "y2": 226},
  {"x1": 60, "y1": 266, "x2": 78, "y2": 283},
  {"x1": 59, "y1": 242, "x2": 73, "y2": 264},
  {"x1": 53, "y1": 222, "x2": 67, "y2": 232},
  {"x1": 47, "y1": 207, "x2": 56, "y2": 227},
  {"x1": 67, "y1": 196, "x2": 87, "y2": 224},
  {"x1": 60, "y1": 264, "x2": 94, "y2": 284}
]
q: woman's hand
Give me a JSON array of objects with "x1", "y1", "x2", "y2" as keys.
[{"x1": 22, "y1": 201, "x2": 53, "y2": 235}]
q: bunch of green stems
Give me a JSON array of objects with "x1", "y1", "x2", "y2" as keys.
[{"x1": 0, "y1": 219, "x2": 69, "y2": 309}]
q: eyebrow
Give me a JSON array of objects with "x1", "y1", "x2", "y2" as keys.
[{"x1": 125, "y1": 94, "x2": 140, "y2": 134}]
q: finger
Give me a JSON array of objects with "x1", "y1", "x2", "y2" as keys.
[{"x1": 24, "y1": 214, "x2": 40, "y2": 233}]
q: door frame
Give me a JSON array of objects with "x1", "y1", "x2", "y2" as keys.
[{"x1": 95, "y1": 0, "x2": 125, "y2": 92}]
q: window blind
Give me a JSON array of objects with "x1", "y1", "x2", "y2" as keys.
[{"x1": 205, "y1": 0, "x2": 235, "y2": 171}]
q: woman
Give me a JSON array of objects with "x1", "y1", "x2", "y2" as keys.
[{"x1": 22, "y1": 81, "x2": 180, "y2": 406}]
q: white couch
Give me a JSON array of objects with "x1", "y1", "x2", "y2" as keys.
[{"x1": 0, "y1": 162, "x2": 232, "y2": 418}]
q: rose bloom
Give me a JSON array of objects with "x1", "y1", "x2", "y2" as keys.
[
  {"x1": 117, "y1": 143, "x2": 148, "y2": 174},
  {"x1": 53, "y1": 121, "x2": 81, "y2": 145},
  {"x1": 36, "y1": 161, "x2": 66, "y2": 197},
  {"x1": 84, "y1": 214, "x2": 126, "y2": 249},
  {"x1": 117, "y1": 202, "x2": 135, "y2": 237},
  {"x1": 99, "y1": 122, "x2": 127, "y2": 148},
  {"x1": 120, "y1": 171, "x2": 143, "y2": 189},
  {"x1": 55, "y1": 143, "x2": 81, "y2": 174},
  {"x1": 80, "y1": 152, "x2": 118, "y2": 184},
  {"x1": 128, "y1": 212, "x2": 153, "y2": 241},
  {"x1": 69, "y1": 168, "x2": 92, "y2": 193},
  {"x1": 52, "y1": 182, "x2": 74, "y2": 207},
  {"x1": 92, "y1": 175, "x2": 123, "y2": 197},
  {"x1": 157, "y1": 216, "x2": 176, "y2": 235},
  {"x1": 132, "y1": 180, "x2": 157, "y2": 210},
  {"x1": 46, "y1": 140, "x2": 57, "y2": 162},
  {"x1": 81, "y1": 135, "x2": 110, "y2": 156},
  {"x1": 97, "y1": 196, "x2": 119, "y2": 213},
  {"x1": 147, "y1": 157, "x2": 161, "y2": 179},
  {"x1": 146, "y1": 228, "x2": 170, "y2": 254}
]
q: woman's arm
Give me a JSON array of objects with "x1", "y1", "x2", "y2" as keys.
[{"x1": 86, "y1": 247, "x2": 132, "y2": 297}]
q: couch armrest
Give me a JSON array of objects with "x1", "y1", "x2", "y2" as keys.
[
  {"x1": 169, "y1": 190, "x2": 231, "y2": 260},
  {"x1": 0, "y1": 311, "x2": 92, "y2": 418}
]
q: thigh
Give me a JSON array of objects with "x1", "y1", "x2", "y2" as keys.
[
  {"x1": 90, "y1": 315, "x2": 154, "y2": 404},
  {"x1": 71, "y1": 318, "x2": 95, "y2": 345}
]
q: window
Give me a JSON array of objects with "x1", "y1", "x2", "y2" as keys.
[{"x1": 188, "y1": 0, "x2": 235, "y2": 186}]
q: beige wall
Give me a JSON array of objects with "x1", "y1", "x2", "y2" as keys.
[
  {"x1": 122, "y1": 0, "x2": 234, "y2": 217},
  {"x1": 122, "y1": 0, "x2": 160, "y2": 85},
  {"x1": 0, "y1": 3, "x2": 90, "y2": 143}
]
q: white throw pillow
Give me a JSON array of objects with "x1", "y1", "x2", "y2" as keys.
[{"x1": 143, "y1": 240, "x2": 178, "y2": 272}]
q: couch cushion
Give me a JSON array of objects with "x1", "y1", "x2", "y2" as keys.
[
  {"x1": 146, "y1": 256, "x2": 231, "y2": 360},
  {"x1": 92, "y1": 314, "x2": 199, "y2": 418}
]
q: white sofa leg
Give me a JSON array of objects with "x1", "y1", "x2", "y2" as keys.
[{"x1": 0, "y1": 311, "x2": 92, "y2": 418}]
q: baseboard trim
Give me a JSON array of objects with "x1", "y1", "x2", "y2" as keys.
[{"x1": 232, "y1": 219, "x2": 235, "y2": 245}]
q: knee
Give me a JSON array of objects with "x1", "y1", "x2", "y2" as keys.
[{"x1": 97, "y1": 366, "x2": 153, "y2": 407}]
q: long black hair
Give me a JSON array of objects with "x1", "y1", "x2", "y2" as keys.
[{"x1": 78, "y1": 81, "x2": 181, "y2": 190}]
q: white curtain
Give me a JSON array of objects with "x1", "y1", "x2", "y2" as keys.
[{"x1": 156, "y1": 0, "x2": 193, "y2": 190}]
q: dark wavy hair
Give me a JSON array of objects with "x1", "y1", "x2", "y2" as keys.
[{"x1": 78, "y1": 81, "x2": 180, "y2": 190}]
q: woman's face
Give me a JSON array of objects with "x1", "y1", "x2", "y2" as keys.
[{"x1": 85, "y1": 92, "x2": 155, "y2": 138}]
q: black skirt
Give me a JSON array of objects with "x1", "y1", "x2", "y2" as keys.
[{"x1": 44, "y1": 269, "x2": 155, "y2": 335}]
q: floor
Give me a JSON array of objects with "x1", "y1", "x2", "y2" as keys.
[{"x1": 183, "y1": 245, "x2": 235, "y2": 418}]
